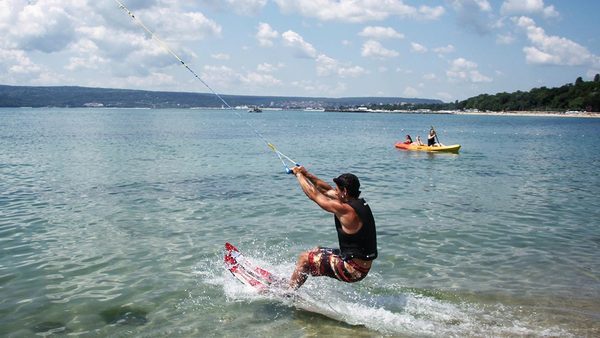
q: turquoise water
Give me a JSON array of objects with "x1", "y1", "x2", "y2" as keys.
[{"x1": 1, "y1": 108, "x2": 599, "y2": 337}]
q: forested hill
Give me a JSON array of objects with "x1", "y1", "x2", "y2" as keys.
[
  {"x1": 457, "y1": 75, "x2": 600, "y2": 112},
  {"x1": 367, "y1": 75, "x2": 600, "y2": 113},
  {"x1": 0, "y1": 85, "x2": 441, "y2": 109}
]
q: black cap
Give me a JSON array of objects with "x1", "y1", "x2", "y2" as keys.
[{"x1": 333, "y1": 173, "x2": 361, "y2": 198}]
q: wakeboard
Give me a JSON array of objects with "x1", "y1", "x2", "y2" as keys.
[
  {"x1": 223, "y1": 242, "x2": 285, "y2": 292},
  {"x1": 223, "y1": 242, "x2": 348, "y2": 322}
]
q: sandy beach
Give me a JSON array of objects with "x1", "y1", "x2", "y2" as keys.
[
  {"x1": 454, "y1": 110, "x2": 600, "y2": 118},
  {"x1": 337, "y1": 108, "x2": 600, "y2": 118}
]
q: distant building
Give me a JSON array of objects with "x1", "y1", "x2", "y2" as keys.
[{"x1": 83, "y1": 102, "x2": 104, "y2": 107}]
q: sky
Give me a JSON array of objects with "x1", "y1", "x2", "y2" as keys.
[{"x1": 1, "y1": 0, "x2": 599, "y2": 102}]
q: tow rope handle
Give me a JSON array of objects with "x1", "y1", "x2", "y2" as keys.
[{"x1": 267, "y1": 143, "x2": 300, "y2": 174}]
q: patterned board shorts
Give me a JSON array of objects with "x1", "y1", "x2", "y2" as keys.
[{"x1": 308, "y1": 247, "x2": 370, "y2": 283}]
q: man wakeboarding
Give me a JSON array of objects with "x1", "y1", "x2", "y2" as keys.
[{"x1": 289, "y1": 166, "x2": 377, "y2": 289}]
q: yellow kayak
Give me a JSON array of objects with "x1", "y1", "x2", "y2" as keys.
[{"x1": 395, "y1": 142, "x2": 461, "y2": 153}]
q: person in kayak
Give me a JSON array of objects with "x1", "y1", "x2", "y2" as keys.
[
  {"x1": 288, "y1": 166, "x2": 377, "y2": 290},
  {"x1": 403, "y1": 135, "x2": 413, "y2": 144},
  {"x1": 427, "y1": 128, "x2": 437, "y2": 146},
  {"x1": 427, "y1": 128, "x2": 446, "y2": 147},
  {"x1": 415, "y1": 135, "x2": 425, "y2": 146}
]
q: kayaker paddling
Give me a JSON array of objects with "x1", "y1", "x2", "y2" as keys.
[{"x1": 428, "y1": 127, "x2": 445, "y2": 147}]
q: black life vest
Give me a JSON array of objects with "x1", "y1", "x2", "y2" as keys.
[{"x1": 334, "y1": 198, "x2": 378, "y2": 261}]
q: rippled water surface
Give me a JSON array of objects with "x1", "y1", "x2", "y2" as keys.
[{"x1": 1, "y1": 108, "x2": 599, "y2": 337}]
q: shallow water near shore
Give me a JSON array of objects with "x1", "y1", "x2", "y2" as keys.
[{"x1": 1, "y1": 108, "x2": 599, "y2": 337}]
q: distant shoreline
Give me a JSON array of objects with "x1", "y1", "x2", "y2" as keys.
[{"x1": 3, "y1": 106, "x2": 599, "y2": 118}]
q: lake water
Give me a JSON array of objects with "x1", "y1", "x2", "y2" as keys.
[{"x1": 1, "y1": 108, "x2": 599, "y2": 337}]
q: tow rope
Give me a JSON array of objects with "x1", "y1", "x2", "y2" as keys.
[{"x1": 113, "y1": 0, "x2": 299, "y2": 174}]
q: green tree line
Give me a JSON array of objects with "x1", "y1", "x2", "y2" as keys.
[{"x1": 371, "y1": 74, "x2": 600, "y2": 112}]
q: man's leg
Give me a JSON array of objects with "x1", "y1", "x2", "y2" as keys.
[
  {"x1": 289, "y1": 247, "x2": 323, "y2": 289},
  {"x1": 289, "y1": 250, "x2": 310, "y2": 289}
]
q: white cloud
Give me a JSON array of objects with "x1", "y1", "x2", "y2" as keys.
[
  {"x1": 423, "y1": 73, "x2": 437, "y2": 80},
  {"x1": 211, "y1": 53, "x2": 230, "y2": 60},
  {"x1": 5, "y1": 1, "x2": 77, "y2": 53},
  {"x1": 69, "y1": 37, "x2": 99, "y2": 55},
  {"x1": 446, "y1": 57, "x2": 492, "y2": 82},
  {"x1": 410, "y1": 42, "x2": 428, "y2": 53},
  {"x1": 403, "y1": 86, "x2": 419, "y2": 97},
  {"x1": 417, "y1": 5, "x2": 446, "y2": 20},
  {"x1": 257, "y1": 62, "x2": 284, "y2": 72},
  {"x1": 0, "y1": 46, "x2": 71, "y2": 86},
  {"x1": 358, "y1": 26, "x2": 404, "y2": 40},
  {"x1": 77, "y1": 26, "x2": 138, "y2": 57},
  {"x1": 65, "y1": 55, "x2": 108, "y2": 71},
  {"x1": 337, "y1": 65, "x2": 368, "y2": 78},
  {"x1": 450, "y1": 0, "x2": 492, "y2": 12},
  {"x1": 361, "y1": 40, "x2": 399, "y2": 58},
  {"x1": 395, "y1": 67, "x2": 413, "y2": 74},
  {"x1": 291, "y1": 80, "x2": 347, "y2": 95},
  {"x1": 281, "y1": 30, "x2": 317, "y2": 58},
  {"x1": 241, "y1": 72, "x2": 282, "y2": 86},
  {"x1": 31, "y1": 71, "x2": 68, "y2": 86},
  {"x1": 315, "y1": 54, "x2": 367, "y2": 78},
  {"x1": 496, "y1": 33, "x2": 515, "y2": 45},
  {"x1": 142, "y1": 9, "x2": 222, "y2": 41},
  {"x1": 0, "y1": 48, "x2": 40, "y2": 76},
  {"x1": 501, "y1": 0, "x2": 559, "y2": 18},
  {"x1": 256, "y1": 22, "x2": 279, "y2": 47},
  {"x1": 277, "y1": 29, "x2": 366, "y2": 79},
  {"x1": 62, "y1": 38, "x2": 109, "y2": 71},
  {"x1": 542, "y1": 6, "x2": 559, "y2": 19},
  {"x1": 317, "y1": 58, "x2": 343, "y2": 75},
  {"x1": 201, "y1": 65, "x2": 281, "y2": 90},
  {"x1": 0, "y1": 1, "x2": 14, "y2": 33},
  {"x1": 201, "y1": 65, "x2": 240, "y2": 89},
  {"x1": 13, "y1": 2, "x2": 221, "y2": 48},
  {"x1": 515, "y1": 16, "x2": 600, "y2": 68},
  {"x1": 274, "y1": 0, "x2": 444, "y2": 23},
  {"x1": 202, "y1": 0, "x2": 267, "y2": 15},
  {"x1": 77, "y1": 26, "x2": 175, "y2": 74},
  {"x1": 433, "y1": 44, "x2": 455, "y2": 54},
  {"x1": 0, "y1": 0, "x2": 226, "y2": 90},
  {"x1": 227, "y1": 0, "x2": 268, "y2": 15}
]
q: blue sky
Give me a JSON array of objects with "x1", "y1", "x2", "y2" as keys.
[{"x1": 1, "y1": 0, "x2": 599, "y2": 102}]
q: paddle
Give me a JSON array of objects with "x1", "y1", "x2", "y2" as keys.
[{"x1": 431, "y1": 125, "x2": 441, "y2": 146}]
